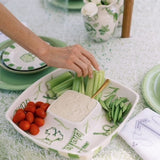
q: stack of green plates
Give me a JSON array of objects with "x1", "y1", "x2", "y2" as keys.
[
  {"x1": 47, "y1": 0, "x2": 84, "y2": 10},
  {"x1": 0, "y1": 36, "x2": 67, "y2": 91}
]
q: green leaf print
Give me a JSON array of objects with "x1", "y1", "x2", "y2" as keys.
[
  {"x1": 3, "y1": 51, "x2": 10, "y2": 55},
  {"x1": 3, "y1": 58, "x2": 10, "y2": 62},
  {"x1": 49, "y1": 148, "x2": 59, "y2": 156},
  {"x1": 114, "y1": 13, "x2": 119, "y2": 21},
  {"x1": 28, "y1": 66, "x2": 34, "y2": 70},
  {"x1": 8, "y1": 63, "x2": 14, "y2": 67},
  {"x1": 106, "y1": 8, "x2": 119, "y2": 21},
  {"x1": 93, "y1": 23, "x2": 99, "y2": 28},
  {"x1": 20, "y1": 53, "x2": 35, "y2": 62},
  {"x1": 85, "y1": 22, "x2": 95, "y2": 32},
  {"x1": 85, "y1": 22, "x2": 97, "y2": 37},
  {"x1": 10, "y1": 44, "x2": 15, "y2": 49},
  {"x1": 106, "y1": 8, "x2": 113, "y2": 15},
  {"x1": 68, "y1": 153, "x2": 80, "y2": 159},
  {"x1": 99, "y1": 25, "x2": 110, "y2": 35}
]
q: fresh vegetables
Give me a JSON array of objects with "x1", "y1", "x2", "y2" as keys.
[
  {"x1": 12, "y1": 101, "x2": 50, "y2": 135},
  {"x1": 46, "y1": 72, "x2": 74, "y2": 99},
  {"x1": 46, "y1": 71, "x2": 73, "y2": 89},
  {"x1": 45, "y1": 71, "x2": 132, "y2": 126},
  {"x1": 46, "y1": 70, "x2": 105, "y2": 100},
  {"x1": 100, "y1": 87, "x2": 132, "y2": 125},
  {"x1": 12, "y1": 70, "x2": 133, "y2": 138},
  {"x1": 29, "y1": 124, "x2": 40, "y2": 135},
  {"x1": 72, "y1": 74, "x2": 85, "y2": 94},
  {"x1": 85, "y1": 70, "x2": 105, "y2": 100}
]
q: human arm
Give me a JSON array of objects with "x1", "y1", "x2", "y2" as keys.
[{"x1": 0, "y1": 3, "x2": 99, "y2": 77}]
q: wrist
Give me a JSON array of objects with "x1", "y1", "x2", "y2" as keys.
[{"x1": 36, "y1": 41, "x2": 51, "y2": 63}]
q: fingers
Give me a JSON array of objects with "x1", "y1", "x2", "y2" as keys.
[
  {"x1": 65, "y1": 44, "x2": 99, "y2": 78},
  {"x1": 74, "y1": 58, "x2": 93, "y2": 78},
  {"x1": 76, "y1": 45, "x2": 100, "y2": 71},
  {"x1": 79, "y1": 55, "x2": 93, "y2": 78},
  {"x1": 69, "y1": 64, "x2": 83, "y2": 77}
]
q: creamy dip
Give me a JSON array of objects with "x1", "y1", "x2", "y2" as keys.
[{"x1": 50, "y1": 90, "x2": 97, "y2": 122}]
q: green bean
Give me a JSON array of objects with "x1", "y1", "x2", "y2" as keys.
[
  {"x1": 106, "y1": 112, "x2": 112, "y2": 122},
  {"x1": 105, "y1": 87, "x2": 119, "y2": 98},
  {"x1": 105, "y1": 94, "x2": 116, "y2": 108},
  {"x1": 113, "y1": 105, "x2": 120, "y2": 124},
  {"x1": 111, "y1": 101, "x2": 116, "y2": 119},
  {"x1": 108, "y1": 111, "x2": 112, "y2": 122},
  {"x1": 123, "y1": 103, "x2": 132, "y2": 116},
  {"x1": 118, "y1": 109, "x2": 123, "y2": 121},
  {"x1": 120, "y1": 102, "x2": 124, "y2": 108},
  {"x1": 122, "y1": 103, "x2": 128, "y2": 112},
  {"x1": 115, "y1": 97, "x2": 128, "y2": 106},
  {"x1": 118, "y1": 117, "x2": 124, "y2": 123},
  {"x1": 99, "y1": 99, "x2": 109, "y2": 111}
]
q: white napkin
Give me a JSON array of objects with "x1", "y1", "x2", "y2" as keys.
[{"x1": 119, "y1": 108, "x2": 160, "y2": 160}]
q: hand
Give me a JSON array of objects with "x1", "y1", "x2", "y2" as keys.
[{"x1": 42, "y1": 44, "x2": 100, "y2": 78}]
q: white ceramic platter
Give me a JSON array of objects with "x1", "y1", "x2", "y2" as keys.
[
  {"x1": 6, "y1": 69, "x2": 139, "y2": 160},
  {"x1": 2, "y1": 43, "x2": 46, "y2": 71}
]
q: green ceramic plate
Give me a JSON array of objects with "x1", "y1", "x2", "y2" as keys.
[
  {"x1": 142, "y1": 65, "x2": 160, "y2": 113},
  {"x1": 48, "y1": 0, "x2": 84, "y2": 10},
  {"x1": 0, "y1": 36, "x2": 67, "y2": 91}
]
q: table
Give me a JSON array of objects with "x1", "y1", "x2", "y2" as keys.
[{"x1": 0, "y1": 0, "x2": 159, "y2": 159}]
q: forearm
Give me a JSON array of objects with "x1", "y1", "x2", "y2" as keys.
[
  {"x1": 0, "y1": 3, "x2": 49, "y2": 59},
  {"x1": 0, "y1": 3, "x2": 100, "y2": 78}
]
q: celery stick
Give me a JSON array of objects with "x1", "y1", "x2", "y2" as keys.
[
  {"x1": 85, "y1": 72, "x2": 95, "y2": 97},
  {"x1": 46, "y1": 71, "x2": 73, "y2": 89},
  {"x1": 96, "y1": 70, "x2": 105, "y2": 100},
  {"x1": 56, "y1": 87, "x2": 72, "y2": 97},
  {"x1": 79, "y1": 77, "x2": 85, "y2": 94},
  {"x1": 72, "y1": 74, "x2": 77, "y2": 91},
  {"x1": 93, "y1": 70, "x2": 105, "y2": 100},
  {"x1": 84, "y1": 76, "x2": 88, "y2": 88},
  {"x1": 52, "y1": 77, "x2": 73, "y2": 93},
  {"x1": 92, "y1": 70, "x2": 99, "y2": 96},
  {"x1": 46, "y1": 90, "x2": 56, "y2": 98},
  {"x1": 72, "y1": 74, "x2": 80, "y2": 92}
]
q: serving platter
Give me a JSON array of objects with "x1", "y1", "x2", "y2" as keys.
[
  {"x1": 47, "y1": 0, "x2": 84, "y2": 10},
  {"x1": 6, "y1": 68, "x2": 139, "y2": 159},
  {"x1": 142, "y1": 64, "x2": 160, "y2": 114}
]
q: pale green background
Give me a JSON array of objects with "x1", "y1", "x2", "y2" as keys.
[{"x1": 0, "y1": 0, "x2": 160, "y2": 159}]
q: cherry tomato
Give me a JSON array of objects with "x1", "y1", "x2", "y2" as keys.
[
  {"x1": 27, "y1": 101, "x2": 35, "y2": 106},
  {"x1": 26, "y1": 112, "x2": 34, "y2": 124},
  {"x1": 16, "y1": 109, "x2": 25, "y2": 114},
  {"x1": 19, "y1": 120, "x2": 30, "y2": 131},
  {"x1": 24, "y1": 102, "x2": 36, "y2": 113},
  {"x1": 34, "y1": 117, "x2": 45, "y2": 127},
  {"x1": 13, "y1": 111, "x2": 25, "y2": 124},
  {"x1": 29, "y1": 124, "x2": 39, "y2": 135},
  {"x1": 35, "y1": 108, "x2": 46, "y2": 118},
  {"x1": 40, "y1": 103, "x2": 50, "y2": 112},
  {"x1": 35, "y1": 101, "x2": 44, "y2": 108}
]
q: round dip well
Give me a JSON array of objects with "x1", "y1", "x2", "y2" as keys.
[{"x1": 49, "y1": 90, "x2": 97, "y2": 122}]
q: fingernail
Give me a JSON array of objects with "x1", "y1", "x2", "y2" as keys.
[{"x1": 89, "y1": 74, "x2": 93, "y2": 78}]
